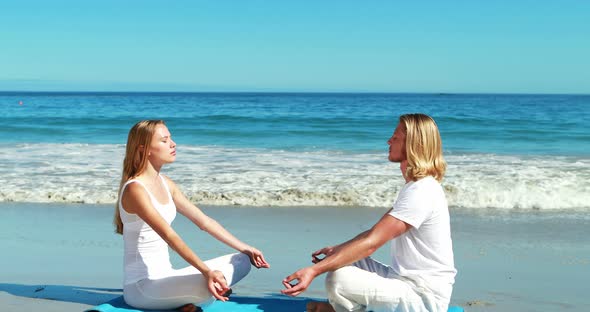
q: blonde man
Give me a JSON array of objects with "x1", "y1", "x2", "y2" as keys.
[{"x1": 282, "y1": 114, "x2": 457, "y2": 312}]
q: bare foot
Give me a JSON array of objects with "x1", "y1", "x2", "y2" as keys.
[
  {"x1": 177, "y1": 303, "x2": 202, "y2": 312},
  {"x1": 221, "y1": 288, "x2": 233, "y2": 297},
  {"x1": 307, "y1": 301, "x2": 335, "y2": 312}
]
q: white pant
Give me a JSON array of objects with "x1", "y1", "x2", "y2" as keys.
[
  {"x1": 326, "y1": 258, "x2": 448, "y2": 312},
  {"x1": 123, "y1": 253, "x2": 251, "y2": 310}
]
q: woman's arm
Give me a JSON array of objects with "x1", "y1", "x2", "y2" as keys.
[
  {"x1": 122, "y1": 182, "x2": 231, "y2": 300},
  {"x1": 164, "y1": 176, "x2": 269, "y2": 268}
]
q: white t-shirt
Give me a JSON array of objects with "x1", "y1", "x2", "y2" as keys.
[{"x1": 388, "y1": 176, "x2": 457, "y2": 300}]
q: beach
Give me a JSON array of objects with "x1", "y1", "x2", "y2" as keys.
[
  {"x1": 1, "y1": 202, "x2": 588, "y2": 311},
  {"x1": 2, "y1": 0, "x2": 589, "y2": 308},
  {"x1": 1, "y1": 92, "x2": 589, "y2": 311}
]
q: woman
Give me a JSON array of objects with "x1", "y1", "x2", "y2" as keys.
[{"x1": 114, "y1": 120, "x2": 269, "y2": 310}]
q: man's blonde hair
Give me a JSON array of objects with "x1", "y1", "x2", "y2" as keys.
[{"x1": 400, "y1": 114, "x2": 446, "y2": 182}]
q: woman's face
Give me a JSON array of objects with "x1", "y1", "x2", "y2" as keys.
[{"x1": 148, "y1": 124, "x2": 176, "y2": 165}]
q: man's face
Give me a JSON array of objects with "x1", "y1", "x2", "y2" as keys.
[{"x1": 387, "y1": 123, "x2": 406, "y2": 163}]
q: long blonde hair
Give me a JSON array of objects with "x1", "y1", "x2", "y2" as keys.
[
  {"x1": 114, "y1": 120, "x2": 165, "y2": 234},
  {"x1": 400, "y1": 114, "x2": 446, "y2": 182}
]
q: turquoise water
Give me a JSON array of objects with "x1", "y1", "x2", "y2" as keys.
[
  {"x1": 1, "y1": 92, "x2": 589, "y2": 209},
  {"x1": 2, "y1": 92, "x2": 589, "y2": 155}
]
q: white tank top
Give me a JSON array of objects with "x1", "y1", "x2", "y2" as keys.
[{"x1": 119, "y1": 175, "x2": 177, "y2": 285}]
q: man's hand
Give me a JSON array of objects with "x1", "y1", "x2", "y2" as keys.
[
  {"x1": 281, "y1": 267, "x2": 317, "y2": 297},
  {"x1": 311, "y1": 246, "x2": 338, "y2": 263},
  {"x1": 206, "y1": 270, "x2": 230, "y2": 301},
  {"x1": 242, "y1": 246, "x2": 271, "y2": 268}
]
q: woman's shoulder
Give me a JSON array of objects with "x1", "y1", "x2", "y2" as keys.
[
  {"x1": 122, "y1": 180, "x2": 150, "y2": 198},
  {"x1": 120, "y1": 180, "x2": 153, "y2": 214},
  {"x1": 159, "y1": 174, "x2": 178, "y2": 192}
]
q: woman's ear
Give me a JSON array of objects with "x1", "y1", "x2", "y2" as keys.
[{"x1": 139, "y1": 145, "x2": 151, "y2": 156}]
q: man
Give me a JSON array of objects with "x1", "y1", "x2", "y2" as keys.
[{"x1": 281, "y1": 113, "x2": 457, "y2": 312}]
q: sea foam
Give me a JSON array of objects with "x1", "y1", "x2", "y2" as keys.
[{"x1": 1, "y1": 143, "x2": 588, "y2": 210}]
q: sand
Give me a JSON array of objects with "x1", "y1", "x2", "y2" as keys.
[{"x1": 1, "y1": 203, "x2": 588, "y2": 311}]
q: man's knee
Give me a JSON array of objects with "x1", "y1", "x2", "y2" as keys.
[
  {"x1": 325, "y1": 267, "x2": 365, "y2": 312},
  {"x1": 325, "y1": 266, "x2": 357, "y2": 292}
]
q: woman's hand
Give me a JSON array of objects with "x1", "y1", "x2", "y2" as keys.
[
  {"x1": 242, "y1": 246, "x2": 270, "y2": 268},
  {"x1": 206, "y1": 270, "x2": 230, "y2": 301}
]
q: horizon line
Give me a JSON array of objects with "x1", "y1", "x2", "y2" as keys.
[{"x1": 1, "y1": 90, "x2": 588, "y2": 96}]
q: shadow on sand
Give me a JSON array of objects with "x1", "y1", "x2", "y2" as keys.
[
  {"x1": 0, "y1": 283, "x2": 121, "y2": 306},
  {"x1": 0, "y1": 283, "x2": 313, "y2": 311}
]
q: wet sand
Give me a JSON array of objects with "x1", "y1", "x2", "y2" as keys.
[{"x1": 0, "y1": 203, "x2": 588, "y2": 311}]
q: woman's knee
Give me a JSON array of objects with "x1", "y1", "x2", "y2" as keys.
[
  {"x1": 227, "y1": 253, "x2": 251, "y2": 285},
  {"x1": 234, "y1": 252, "x2": 252, "y2": 272}
]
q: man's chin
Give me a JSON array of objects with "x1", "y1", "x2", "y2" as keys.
[{"x1": 388, "y1": 156, "x2": 400, "y2": 163}]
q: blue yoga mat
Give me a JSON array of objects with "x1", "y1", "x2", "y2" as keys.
[
  {"x1": 86, "y1": 295, "x2": 465, "y2": 312},
  {"x1": 85, "y1": 295, "x2": 310, "y2": 312}
]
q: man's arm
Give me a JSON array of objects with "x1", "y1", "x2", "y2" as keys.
[{"x1": 281, "y1": 212, "x2": 411, "y2": 296}]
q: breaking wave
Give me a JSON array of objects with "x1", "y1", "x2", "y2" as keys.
[{"x1": 1, "y1": 143, "x2": 588, "y2": 210}]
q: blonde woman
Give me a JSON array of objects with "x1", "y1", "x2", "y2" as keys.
[
  {"x1": 282, "y1": 114, "x2": 457, "y2": 312},
  {"x1": 114, "y1": 120, "x2": 269, "y2": 311}
]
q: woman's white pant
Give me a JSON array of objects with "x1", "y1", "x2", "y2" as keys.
[
  {"x1": 123, "y1": 253, "x2": 251, "y2": 310},
  {"x1": 326, "y1": 258, "x2": 446, "y2": 312}
]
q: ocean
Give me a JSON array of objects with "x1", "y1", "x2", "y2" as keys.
[{"x1": 1, "y1": 92, "x2": 588, "y2": 210}]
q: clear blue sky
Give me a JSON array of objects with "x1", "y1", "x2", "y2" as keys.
[{"x1": 1, "y1": 0, "x2": 589, "y2": 93}]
